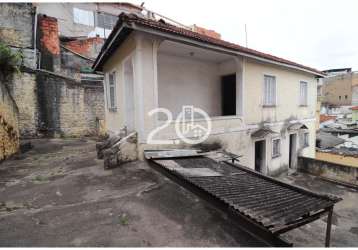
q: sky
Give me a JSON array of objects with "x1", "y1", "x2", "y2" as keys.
[{"x1": 126, "y1": 0, "x2": 358, "y2": 71}]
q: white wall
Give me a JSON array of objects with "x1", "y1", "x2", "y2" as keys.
[
  {"x1": 102, "y1": 31, "x2": 317, "y2": 175},
  {"x1": 157, "y1": 53, "x2": 222, "y2": 118}
]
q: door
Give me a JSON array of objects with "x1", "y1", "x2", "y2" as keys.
[
  {"x1": 221, "y1": 74, "x2": 236, "y2": 116},
  {"x1": 255, "y1": 140, "x2": 266, "y2": 173},
  {"x1": 124, "y1": 58, "x2": 135, "y2": 132},
  {"x1": 289, "y1": 134, "x2": 297, "y2": 168}
]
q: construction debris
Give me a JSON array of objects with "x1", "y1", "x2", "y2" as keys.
[{"x1": 97, "y1": 131, "x2": 138, "y2": 169}]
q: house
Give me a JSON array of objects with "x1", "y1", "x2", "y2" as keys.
[
  {"x1": 93, "y1": 13, "x2": 324, "y2": 176},
  {"x1": 34, "y1": 2, "x2": 144, "y2": 39},
  {"x1": 320, "y1": 68, "x2": 358, "y2": 107},
  {"x1": 352, "y1": 106, "x2": 358, "y2": 123}
]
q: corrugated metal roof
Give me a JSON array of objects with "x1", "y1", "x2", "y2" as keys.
[
  {"x1": 317, "y1": 132, "x2": 345, "y2": 149},
  {"x1": 146, "y1": 153, "x2": 341, "y2": 234}
]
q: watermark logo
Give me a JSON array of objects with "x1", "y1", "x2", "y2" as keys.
[{"x1": 147, "y1": 105, "x2": 212, "y2": 145}]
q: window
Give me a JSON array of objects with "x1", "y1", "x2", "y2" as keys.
[
  {"x1": 96, "y1": 12, "x2": 118, "y2": 30},
  {"x1": 339, "y1": 96, "x2": 342, "y2": 100},
  {"x1": 345, "y1": 95, "x2": 348, "y2": 100},
  {"x1": 264, "y1": 75, "x2": 276, "y2": 106},
  {"x1": 272, "y1": 138, "x2": 281, "y2": 158},
  {"x1": 303, "y1": 132, "x2": 309, "y2": 147},
  {"x1": 108, "y1": 72, "x2": 117, "y2": 111},
  {"x1": 92, "y1": 12, "x2": 118, "y2": 38},
  {"x1": 73, "y1": 8, "x2": 94, "y2": 26},
  {"x1": 299, "y1": 81, "x2": 308, "y2": 106}
]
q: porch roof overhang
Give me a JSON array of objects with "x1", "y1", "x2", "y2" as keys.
[
  {"x1": 93, "y1": 13, "x2": 325, "y2": 77},
  {"x1": 287, "y1": 122, "x2": 309, "y2": 132},
  {"x1": 251, "y1": 127, "x2": 279, "y2": 139},
  {"x1": 145, "y1": 150, "x2": 342, "y2": 247}
]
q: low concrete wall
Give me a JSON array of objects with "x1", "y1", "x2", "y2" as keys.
[
  {"x1": 316, "y1": 151, "x2": 358, "y2": 168},
  {"x1": 298, "y1": 156, "x2": 358, "y2": 186}
]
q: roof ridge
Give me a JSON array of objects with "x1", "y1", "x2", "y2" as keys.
[{"x1": 94, "y1": 13, "x2": 324, "y2": 76}]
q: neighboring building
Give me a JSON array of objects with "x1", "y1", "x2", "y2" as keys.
[
  {"x1": 315, "y1": 131, "x2": 358, "y2": 168},
  {"x1": 319, "y1": 114, "x2": 336, "y2": 128},
  {"x1": 352, "y1": 106, "x2": 358, "y2": 123},
  {"x1": 35, "y1": 2, "x2": 144, "y2": 39},
  {"x1": 320, "y1": 68, "x2": 358, "y2": 106},
  {"x1": 93, "y1": 13, "x2": 323, "y2": 176},
  {"x1": 316, "y1": 132, "x2": 345, "y2": 150},
  {"x1": 0, "y1": 3, "x2": 106, "y2": 138}
]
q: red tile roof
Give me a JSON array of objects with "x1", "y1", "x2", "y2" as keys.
[
  {"x1": 320, "y1": 115, "x2": 336, "y2": 123},
  {"x1": 351, "y1": 106, "x2": 358, "y2": 110},
  {"x1": 94, "y1": 13, "x2": 324, "y2": 76}
]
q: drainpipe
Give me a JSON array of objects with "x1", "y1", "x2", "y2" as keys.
[{"x1": 33, "y1": 5, "x2": 38, "y2": 68}]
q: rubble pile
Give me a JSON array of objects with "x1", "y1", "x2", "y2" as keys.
[{"x1": 96, "y1": 131, "x2": 138, "y2": 169}]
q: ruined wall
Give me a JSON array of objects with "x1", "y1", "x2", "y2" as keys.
[
  {"x1": 0, "y1": 79, "x2": 19, "y2": 161},
  {"x1": 37, "y1": 71, "x2": 104, "y2": 137},
  {"x1": 0, "y1": 3, "x2": 34, "y2": 48},
  {"x1": 298, "y1": 156, "x2": 358, "y2": 187}
]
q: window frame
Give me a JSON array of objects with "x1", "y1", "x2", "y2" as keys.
[
  {"x1": 272, "y1": 138, "x2": 281, "y2": 158},
  {"x1": 96, "y1": 12, "x2": 118, "y2": 30},
  {"x1": 73, "y1": 8, "x2": 94, "y2": 27},
  {"x1": 107, "y1": 71, "x2": 117, "y2": 112},
  {"x1": 299, "y1": 81, "x2": 308, "y2": 106},
  {"x1": 263, "y1": 74, "x2": 277, "y2": 107},
  {"x1": 303, "y1": 132, "x2": 309, "y2": 148}
]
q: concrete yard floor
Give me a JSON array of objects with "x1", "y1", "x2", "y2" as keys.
[{"x1": 0, "y1": 138, "x2": 357, "y2": 247}]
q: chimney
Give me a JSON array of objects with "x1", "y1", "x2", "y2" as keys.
[{"x1": 37, "y1": 14, "x2": 60, "y2": 72}]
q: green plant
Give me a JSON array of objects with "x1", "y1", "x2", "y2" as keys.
[
  {"x1": 0, "y1": 42, "x2": 23, "y2": 77},
  {"x1": 118, "y1": 214, "x2": 129, "y2": 225}
]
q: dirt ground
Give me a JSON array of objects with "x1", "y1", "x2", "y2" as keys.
[{"x1": 0, "y1": 138, "x2": 357, "y2": 247}]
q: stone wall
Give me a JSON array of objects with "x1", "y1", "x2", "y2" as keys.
[
  {"x1": 0, "y1": 79, "x2": 19, "y2": 161},
  {"x1": 298, "y1": 156, "x2": 358, "y2": 186},
  {"x1": 0, "y1": 3, "x2": 34, "y2": 48},
  {"x1": 10, "y1": 70, "x2": 38, "y2": 138},
  {"x1": 37, "y1": 70, "x2": 104, "y2": 137}
]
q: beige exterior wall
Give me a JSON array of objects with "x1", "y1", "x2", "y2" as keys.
[
  {"x1": 243, "y1": 59, "x2": 317, "y2": 124},
  {"x1": 102, "y1": 34, "x2": 136, "y2": 135},
  {"x1": 102, "y1": 31, "x2": 317, "y2": 175},
  {"x1": 316, "y1": 151, "x2": 358, "y2": 168},
  {"x1": 321, "y1": 73, "x2": 358, "y2": 106}
]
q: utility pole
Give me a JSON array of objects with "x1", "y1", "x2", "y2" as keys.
[{"x1": 245, "y1": 24, "x2": 248, "y2": 47}]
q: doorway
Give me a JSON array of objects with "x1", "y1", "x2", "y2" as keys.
[
  {"x1": 254, "y1": 140, "x2": 266, "y2": 173},
  {"x1": 221, "y1": 74, "x2": 236, "y2": 116},
  {"x1": 124, "y1": 58, "x2": 135, "y2": 132},
  {"x1": 289, "y1": 134, "x2": 297, "y2": 168}
]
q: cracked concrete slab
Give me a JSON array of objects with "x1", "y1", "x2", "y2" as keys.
[{"x1": 0, "y1": 138, "x2": 261, "y2": 247}]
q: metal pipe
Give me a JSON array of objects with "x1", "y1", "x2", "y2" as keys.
[{"x1": 33, "y1": 5, "x2": 38, "y2": 65}]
